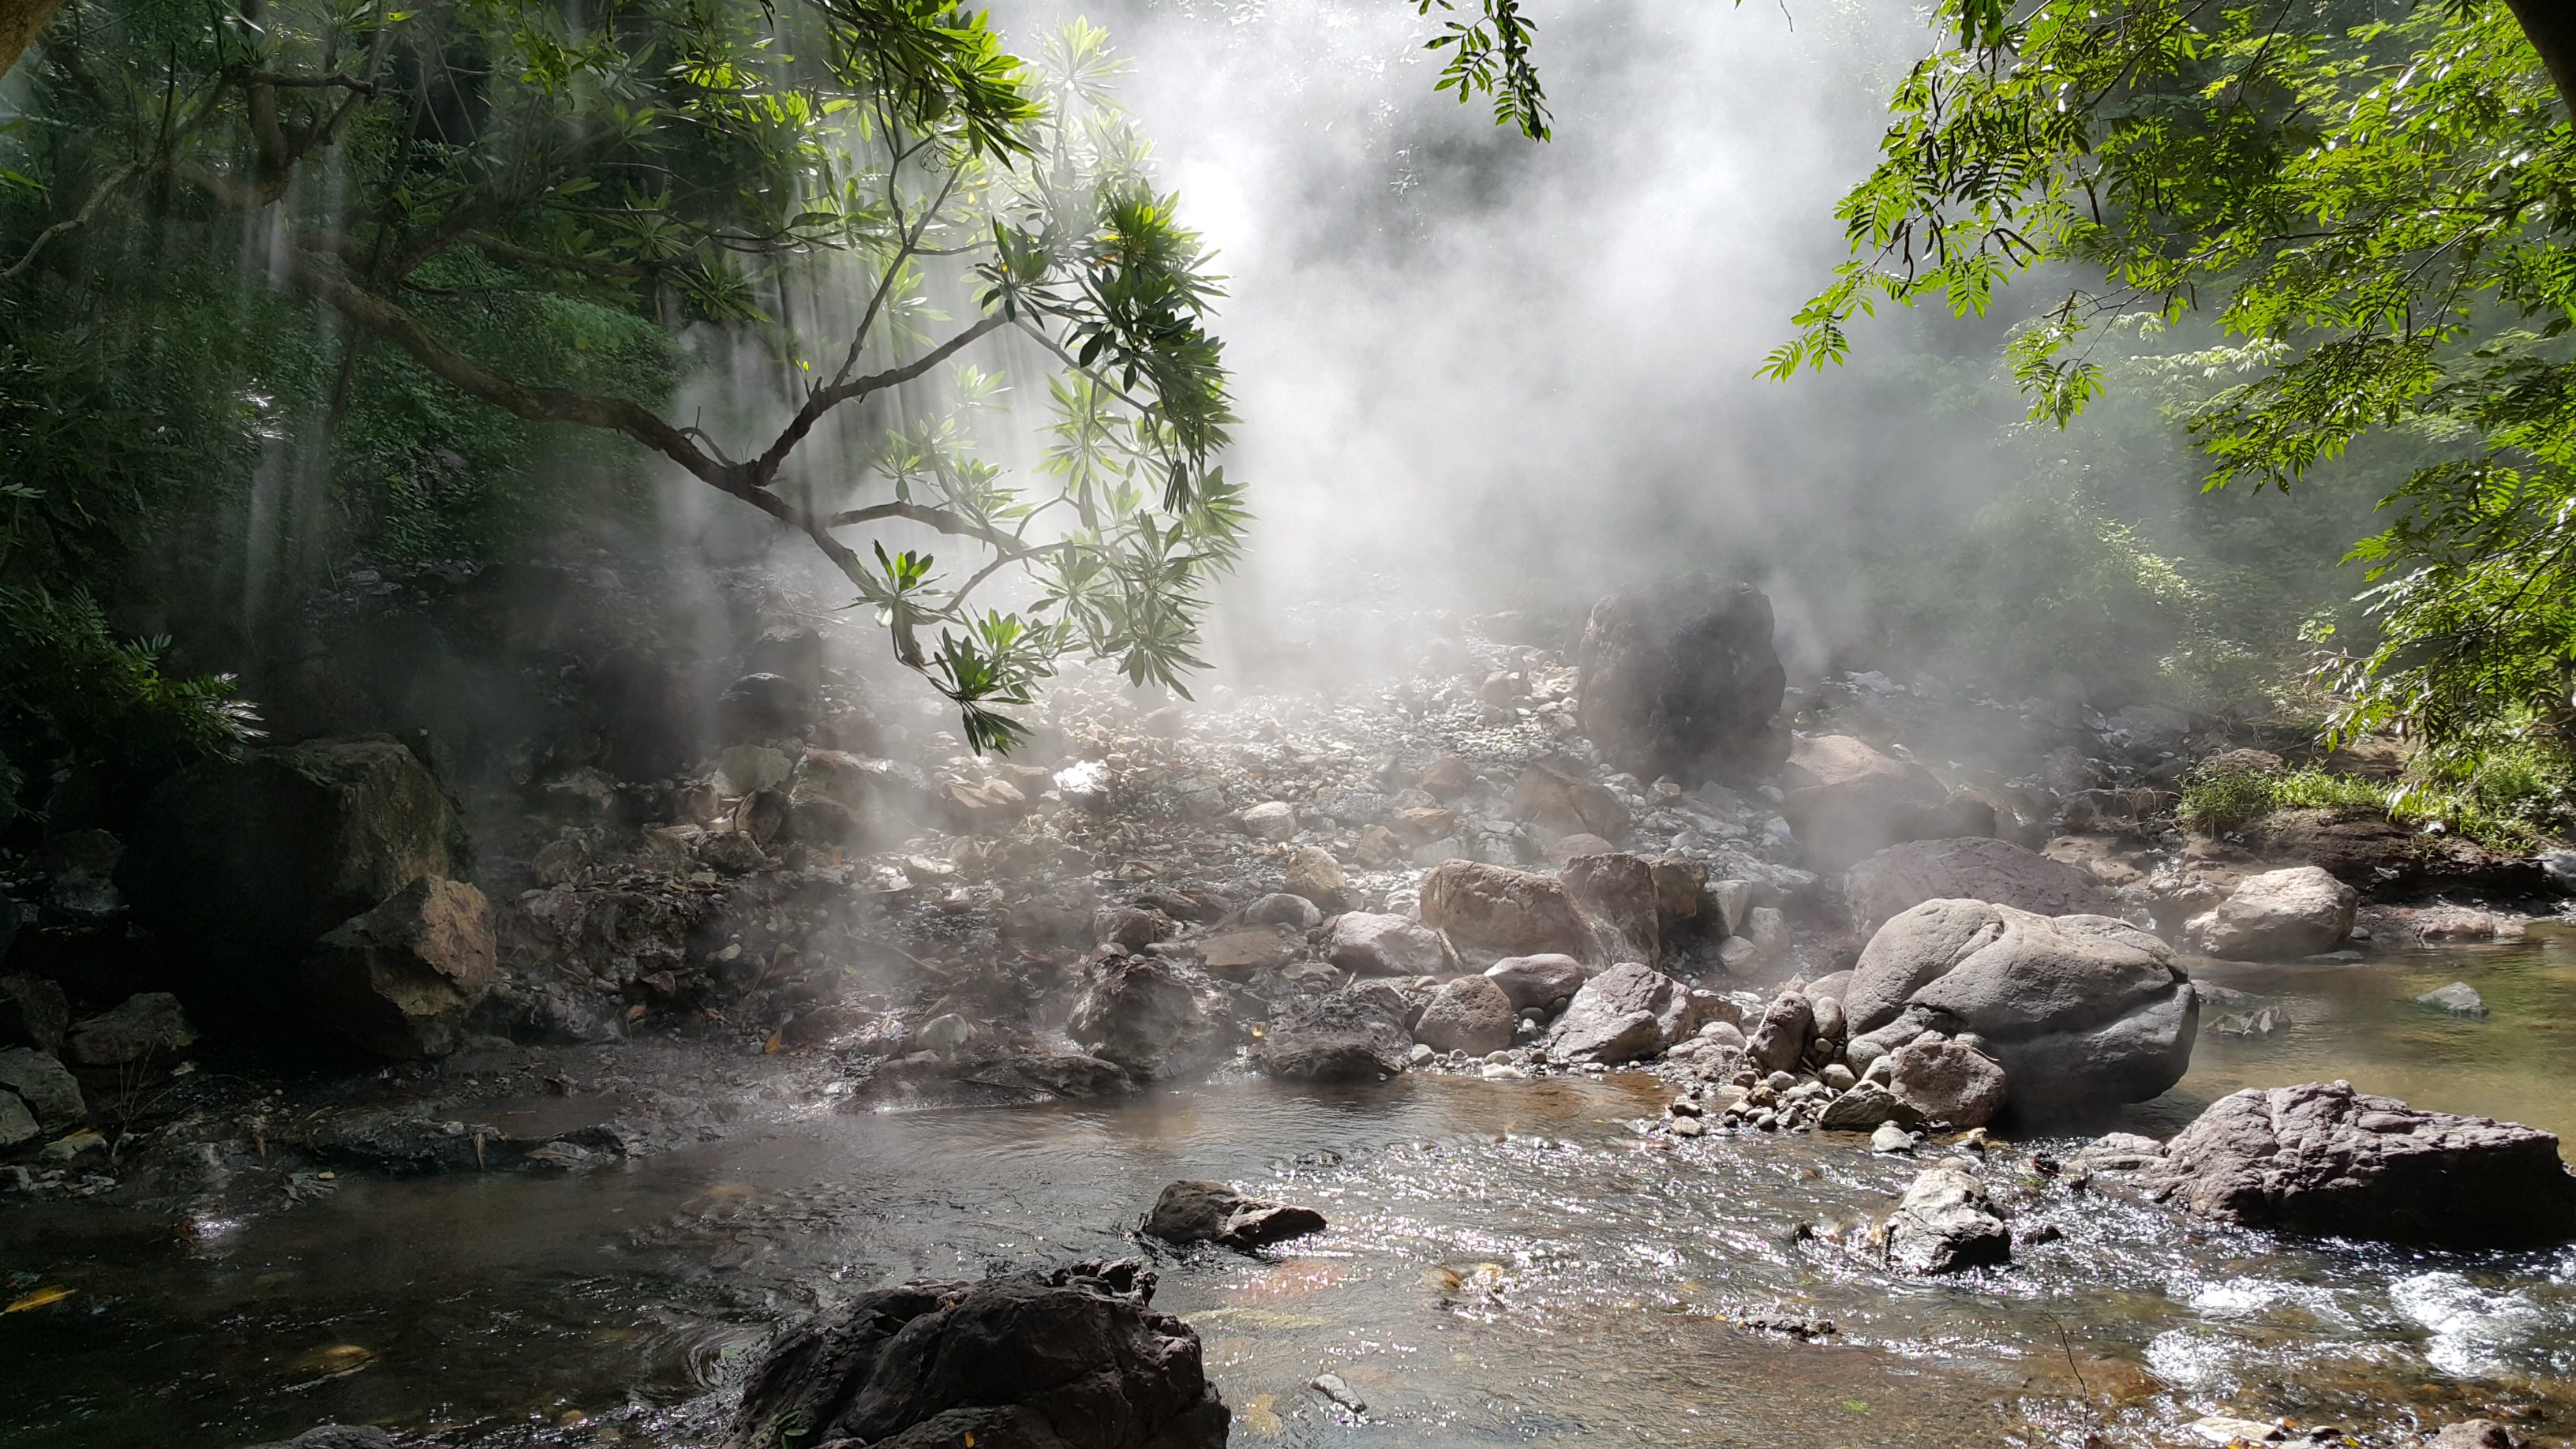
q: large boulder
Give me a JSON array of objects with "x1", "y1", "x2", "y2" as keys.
[
  {"x1": 1253, "y1": 990, "x2": 1413, "y2": 1081},
  {"x1": 1845, "y1": 900, "x2": 2196, "y2": 1119},
  {"x1": 1574, "y1": 577, "x2": 1787, "y2": 781},
  {"x1": 66, "y1": 991, "x2": 196, "y2": 1068},
  {"x1": 2188, "y1": 866, "x2": 2355, "y2": 960},
  {"x1": 122, "y1": 736, "x2": 462, "y2": 960},
  {"x1": 1544, "y1": 962, "x2": 1712, "y2": 1066},
  {"x1": 1483, "y1": 953, "x2": 1588, "y2": 1012},
  {"x1": 1884, "y1": 1039, "x2": 2007, "y2": 1129},
  {"x1": 1885, "y1": 1166, "x2": 2012, "y2": 1274},
  {"x1": 1842, "y1": 837, "x2": 2116, "y2": 930},
  {"x1": 2127, "y1": 1081, "x2": 2576, "y2": 1247},
  {"x1": 1419, "y1": 862, "x2": 1589, "y2": 960},
  {"x1": 1779, "y1": 736, "x2": 1949, "y2": 871},
  {"x1": 0, "y1": 973, "x2": 69, "y2": 1054},
  {"x1": 0, "y1": 1046, "x2": 84, "y2": 1129},
  {"x1": 1744, "y1": 990, "x2": 1813, "y2": 1074},
  {"x1": 1066, "y1": 954, "x2": 1231, "y2": 1080},
  {"x1": 1325, "y1": 912, "x2": 1455, "y2": 977},
  {"x1": 1412, "y1": 975, "x2": 1516, "y2": 1056},
  {"x1": 726, "y1": 1260, "x2": 1228, "y2": 1449},
  {"x1": 301, "y1": 877, "x2": 497, "y2": 1059},
  {"x1": 1143, "y1": 1181, "x2": 1326, "y2": 1251},
  {"x1": 1510, "y1": 764, "x2": 1631, "y2": 845},
  {"x1": 1560, "y1": 852, "x2": 1660, "y2": 964}
]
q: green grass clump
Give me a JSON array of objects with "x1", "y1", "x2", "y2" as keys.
[{"x1": 2177, "y1": 750, "x2": 2571, "y2": 852}]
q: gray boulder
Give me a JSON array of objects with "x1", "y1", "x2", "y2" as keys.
[
  {"x1": 1574, "y1": 576, "x2": 1788, "y2": 781},
  {"x1": 1544, "y1": 962, "x2": 1711, "y2": 1066},
  {"x1": 0, "y1": 1091, "x2": 35, "y2": 1149},
  {"x1": 302, "y1": 877, "x2": 496, "y2": 1059},
  {"x1": 2188, "y1": 866, "x2": 2356, "y2": 960},
  {"x1": 1885, "y1": 1039, "x2": 2006, "y2": 1129},
  {"x1": 1413, "y1": 975, "x2": 1517, "y2": 1056},
  {"x1": 1885, "y1": 1166, "x2": 2011, "y2": 1274},
  {"x1": 1419, "y1": 861, "x2": 1590, "y2": 960},
  {"x1": 1325, "y1": 912, "x2": 1455, "y2": 977},
  {"x1": 1254, "y1": 990, "x2": 1413, "y2": 1082},
  {"x1": 1484, "y1": 953, "x2": 1588, "y2": 1012},
  {"x1": 2132, "y1": 1080, "x2": 2576, "y2": 1247},
  {"x1": 1066, "y1": 954, "x2": 1232, "y2": 1080},
  {"x1": 1845, "y1": 899, "x2": 2196, "y2": 1119},
  {"x1": 1842, "y1": 837, "x2": 2116, "y2": 930},
  {"x1": 1144, "y1": 1181, "x2": 1327, "y2": 1250},
  {"x1": 0, "y1": 1046, "x2": 83, "y2": 1130},
  {"x1": 1818, "y1": 1080, "x2": 1921, "y2": 1133},
  {"x1": 1744, "y1": 991, "x2": 1813, "y2": 1074}
]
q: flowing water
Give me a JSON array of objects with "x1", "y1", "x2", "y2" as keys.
[{"x1": 6, "y1": 930, "x2": 2575, "y2": 1448}]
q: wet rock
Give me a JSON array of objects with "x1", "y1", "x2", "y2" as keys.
[
  {"x1": 1544, "y1": 961, "x2": 1710, "y2": 1066},
  {"x1": 1574, "y1": 576, "x2": 1788, "y2": 781},
  {"x1": 1870, "y1": 1121, "x2": 1918, "y2": 1153},
  {"x1": 0, "y1": 974, "x2": 68, "y2": 1054},
  {"x1": 1483, "y1": 953, "x2": 1588, "y2": 1012},
  {"x1": 1325, "y1": 912, "x2": 1455, "y2": 978},
  {"x1": 2417, "y1": 982, "x2": 2488, "y2": 1018},
  {"x1": 1842, "y1": 837, "x2": 2116, "y2": 930},
  {"x1": 1196, "y1": 925, "x2": 1305, "y2": 980},
  {"x1": 2187, "y1": 1417, "x2": 2286, "y2": 1446},
  {"x1": 1419, "y1": 861, "x2": 1589, "y2": 960},
  {"x1": 1238, "y1": 801, "x2": 1299, "y2": 841},
  {"x1": 1420, "y1": 755, "x2": 1480, "y2": 801},
  {"x1": 1885, "y1": 1166, "x2": 2011, "y2": 1274},
  {"x1": 727, "y1": 1259, "x2": 1227, "y2": 1449},
  {"x1": 1846, "y1": 899, "x2": 2196, "y2": 1120},
  {"x1": 122, "y1": 735, "x2": 462, "y2": 960},
  {"x1": 247, "y1": 1427, "x2": 399, "y2": 1449},
  {"x1": 2427, "y1": 1421, "x2": 2520, "y2": 1449},
  {"x1": 1818, "y1": 1080, "x2": 1920, "y2": 1133},
  {"x1": 1885, "y1": 1039, "x2": 2006, "y2": 1129},
  {"x1": 1413, "y1": 975, "x2": 1516, "y2": 1056},
  {"x1": 1511, "y1": 763, "x2": 1631, "y2": 844},
  {"x1": 503, "y1": 882, "x2": 717, "y2": 994},
  {"x1": 2133, "y1": 1080, "x2": 2576, "y2": 1247},
  {"x1": 1745, "y1": 991, "x2": 1813, "y2": 1075},
  {"x1": 1282, "y1": 846, "x2": 1354, "y2": 912},
  {"x1": 1561, "y1": 852, "x2": 1661, "y2": 964},
  {"x1": 302, "y1": 877, "x2": 496, "y2": 1059},
  {"x1": 1092, "y1": 906, "x2": 1178, "y2": 951},
  {"x1": 1144, "y1": 1180, "x2": 1327, "y2": 1249},
  {"x1": 1067, "y1": 954, "x2": 1232, "y2": 1081},
  {"x1": 1254, "y1": 990, "x2": 1413, "y2": 1081},
  {"x1": 717, "y1": 672, "x2": 812, "y2": 739},
  {"x1": 66, "y1": 992, "x2": 195, "y2": 1068},
  {"x1": 0, "y1": 1046, "x2": 84, "y2": 1130},
  {"x1": 1779, "y1": 736, "x2": 1950, "y2": 871},
  {"x1": 1242, "y1": 893, "x2": 1324, "y2": 930},
  {"x1": 963, "y1": 1050, "x2": 1136, "y2": 1100},
  {"x1": 2188, "y1": 866, "x2": 2355, "y2": 960}
]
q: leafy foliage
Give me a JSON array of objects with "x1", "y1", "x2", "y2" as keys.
[
  {"x1": 0, "y1": 587, "x2": 261, "y2": 781},
  {"x1": 2177, "y1": 748, "x2": 2570, "y2": 851}
]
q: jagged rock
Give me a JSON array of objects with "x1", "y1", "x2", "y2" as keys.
[
  {"x1": 1254, "y1": 990, "x2": 1413, "y2": 1081},
  {"x1": 1092, "y1": 906, "x2": 1177, "y2": 951},
  {"x1": 122, "y1": 735, "x2": 462, "y2": 959},
  {"x1": 1745, "y1": 991, "x2": 1813, "y2": 1074},
  {"x1": 0, "y1": 974, "x2": 69, "y2": 1053},
  {"x1": 2188, "y1": 866, "x2": 2356, "y2": 960},
  {"x1": 1574, "y1": 576, "x2": 1788, "y2": 781},
  {"x1": 1511, "y1": 763, "x2": 1631, "y2": 844},
  {"x1": 1413, "y1": 975, "x2": 1516, "y2": 1055},
  {"x1": 1196, "y1": 925, "x2": 1305, "y2": 980},
  {"x1": 1325, "y1": 912, "x2": 1455, "y2": 977},
  {"x1": 1885, "y1": 1166, "x2": 2011, "y2": 1274},
  {"x1": 503, "y1": 882, "x2": 718, "y2": 992},
  {"x1": 302, "y1": 877, "x2": 496, "y2": 1059},
  {"x1": 1649, "y1": 858, "x2": 1709, "y2": 941},
  {"x1": 1544, "y1": 962, "x2": 1712, "y2": 1066},
  {"x1": 1067, "y1": 954, "x2": 1231, "y2": 1080},
  {"x1": 695, "y1": 830, "x2": 768, "y2": 875},
  {"x1": 0, "y1": 1046, "x2": 84, "y2": 1129},
  {"x1": 2132, "y1": 1081, "x2": 2576, "y2": 1247},
  {"x1": 1885, "y1": 1039, "x2": 2006, "y2": 1129},
  {"x1": 1419, "y1": 861, "x2": 1589, "y2": 960},
  {"x1": 1561, "y1": 852, "x2": 1660, "y2": 964},
  {"x1": 1845, "y1": 899, "x2": 2196, "y2": 1119},
  {"x1": 1283, "y1": 846, "x2": 1354, "y2": 912},
  {"x1": 716, "y1": 672, "x2": 812, "y2": 739},
  {"x1": 1238, "y1": 801, "x2": 1299, "y2": 841},
  {"x1": 1842, "y1": 837, "x2": 2116, "y2": 930},
  {"x1": 1144, "y1": 1181, "x2": 1327, "y2": 1249},
  {"x1": 726, "y1": 1260, "x2": 1227, "y2": 1449},
  {"x1": 1818, "y1": 1080, "x2": 1920, "y2": 1133},
  {"x1": 66, "y1": 992, "x2": 196, "y2": 1068},
  {"x1": 1483, "y1": 953, "x2": 1588, "y2": 1012}
]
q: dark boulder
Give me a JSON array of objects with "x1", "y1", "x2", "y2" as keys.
[
  {"x1": 717, "y1": 672, "x2": 814, "y2": 739},
  {"x1": 1574, "y1": 576, "x2": 1787, "y2": 782},
  {"x1": 0, "y1": 1045, "x2": 85, "y2": 1129},
  {"x1": 65, "y1": 991, "x2": 196, "y2": 1068},
  {"x1": 727, "y1": 1260, "x2": 1227, "y2": 1449},
  {"x1": 1066, "y1": 953, "x2": 1232, "y2": 1080},
  {"x1": 247, "y1": 1428, "x2": 399, "y2": 1449},
  {"x1": 1253, "y1": 990, "x2": 1412, "y2": 1082},
  {"x1": 1144, "y1": 1180, "x2": 1327, "y2": 1250},
  {"x1": 2131, "y1": 1081, "x2": 2576, "y2": 1247},
  {"x1": 0, "y1": 973, "x2": 69, "y2": 1053},
  {"x1": 301, "y1": 876, "x2": 498, "y2": 1059}
]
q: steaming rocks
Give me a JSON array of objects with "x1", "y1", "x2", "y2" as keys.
[
  {"x1": 1840, "y1": 837, "x2": 2116, "y2": 930},
  {"x1": 726, "y1": 1259, "x2": 1228, "y2": 1449},
  {"x1": 1144, "y1": 1181, "x2": 1327, "y2": 1250},
  {"x1": 2187, "y1": 866, "x2": 2357, "y2": 959},
  {"x1": 303, "y1": 877, "x2": 497, "y2": 1059},
  {"x1": 1253, "y1": 989, "x2": 1413, "y2": 1081},
  {"x1": 1068, "y1": 954, "x2": 1231, "y2": 1080},
  {"x1": 1419, "y1": 860, "x2": 1590, "y2": 960},
  {"x1": 2106, "y1": 1081, "x2": 2576, "y2": 1248},
  {"x1": 1574, "y1": 576, "x2": 1788, "y2": 782}
]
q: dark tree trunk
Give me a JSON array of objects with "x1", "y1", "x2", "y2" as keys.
[
  {"x1": 0, "y1": 0, "x2": 67, "y2": 80},
  {"x1": 2502, "y1": 0, "x2": 2576, "y2": 120}
]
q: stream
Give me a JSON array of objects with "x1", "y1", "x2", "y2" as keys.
[{"x1": 6, "y1": 930, "x2": 2574, "y2": 1448}]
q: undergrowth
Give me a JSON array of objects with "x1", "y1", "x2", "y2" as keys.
[{"x1": 2178, "y1": 747, "x2": 2574, "y2": 853}]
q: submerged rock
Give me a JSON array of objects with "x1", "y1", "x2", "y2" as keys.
[
  {"x1": 1885, "y1": 1165, "x2": 2011, "y2": 1274},
  {"x1": 2132, "y1": 1080, "x2": 2576, "y2": 1247},
  {"x1": 727, "y1": 1259, "x2": 1228, "y2": 1449},
  {"x1": 2416, "y1": 982, "x2": 2488, "y2": 1018},
  {"x1": 1574, "y1": 576, "x2": 1788, "y2": 781},
  {"x1": 1144, "y1": 1181, "x2": 1327, "y2": 1250},
  {"x1": 303, "y1": 877, "x2": 497, "y2": 1059},
  {"x1": 2188, "y1": 866, "x2": 2356, "y2": 960}
]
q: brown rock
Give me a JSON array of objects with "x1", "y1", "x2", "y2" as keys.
[
  {"x1": 1420, "y1": 861, "x2": 1591, "y2": 960},
  {"x1": 1511, "y1": 763, "x2": 1631, "y2": 844},
  {"x1": 1885, "y1": 1039, "x2": 2007, "y2": 1129},
  {"x1": 1843, "y1": 837, "x2": 2117, "y2": 930},
  {"x1": 1484, "y1": 953, "x2": 1589, "y2": 1012},
  {"x1": 302, "y1": 877, "x2": 497, "y2": 1059},
  {"x1": 1561, "y1": 852, "x2": 1660, "y2": 964},
  {"x1": 1413, "y1": 975, "x2": 1517, "y2": 1055},
  {"x1": 1419, "y1": 754, "x2": 1479, "y2": 801},
  {"x1": 1283, "y1": 846, "x2": 1354, "y2": 912}
]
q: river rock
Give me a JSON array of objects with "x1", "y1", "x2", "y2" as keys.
[
  {"x1": 2188, "y1": 866, "x2": 2356, "y2": 960},
  {"x1": 1779, "y1": 735, "x2": 1951, "y2": 871},
  {"x1": 1544, "y1": 961, "x2": 1710, "y2": 1066},
  {"x1": 1484, "y1": 953, "x2": 1587, "y2": 1012},
  {"x1": 1745, "y1": 990, "x2": 1813, "y2": 1074},
  {"x1": 1511, "y1": 763, "x2": 1631, "y2": 844},
  {"x1": 1195, "y1": 924, "x2": 1305, "y2": 980},
  {"x1": 726, "y1": 1259, "x2": 1227, "y2": 1449},
  {"x1": 1818, "y1": 1080, "x2": 1921, "y2": 1133},
  {"x1": 1066, "y1": 953, "x2": 1231, "y2": 1080},
  {"x1": 1283, "y1": 846, "x2": 1354, "y2": 912},
  {"x1": 1574, "y1": 576, "x2": 1788, "y2": 781},
  {"x1": 1885, "y1": 1039, "x2": 2006, "y2": 1129},
  {"x1": 66, "y1": 992, "x2": 196, "y2": 1068},
  {"x1": 2417, "y1": 982, "x2": 2488, "y2": 1018},
  {"x1": 248, "y1": 1428, "x2": 399, "y2": 1449},
  {"x1": 1561, "y1": 852, "x2": 1661, "y2": 964},
  {"x1": 1843, "y1": 837, "x2": 2116, "y2": 930},
  {"x1": 301, "y1": 877, "x2": 496, "y2": 1059},
  {"x1": 1144, "y1": 1181, "x2": 1327, "y2": 1250},
  {"x1": 1885, "y1": 1165, "x2": 2011, "y2": 1274},
  {"x1": 122, "y1": 735, "x2": 461, "y2": 959},
  {"x1": 2428, "y1": 1422, "x2": 2519, "y2": 1449},
  {"x1": 1238, "y1": 801, "x2": 1299, "y2": 841},
  {"x1": 1413, "y1": 975, "x2": 1516, "y2": 1055},
  {"x1": 0, "y1": 973, "x2": 68, "y2": 1053},
  {"x1": 1326, "y1": 912, "x2": 1454, "y2": 977},
  {"x1": 0, "y1": 1046, "x2": 84, "y2": 1130},
  {"x1": 1253, "y1": 990, "x2": 1413, "y2": 1081},
  {"x1": 1845, "y1": 899, "x2": 2196, "y2": 1119},
  {"x1": 1419, "y1": 861, "x2": 1590, "y2": 960},
  {"x1": 2132, "y1": 1080, "x2": 2576, "y2": 1247}
]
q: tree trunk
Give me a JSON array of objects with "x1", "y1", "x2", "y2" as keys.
[
  {"x1": 2503, "y1": 0, "x2": 2576, "y2": 120},
  {"x1": 0, "y1": 0, "x2": 66, "y2": 80}
]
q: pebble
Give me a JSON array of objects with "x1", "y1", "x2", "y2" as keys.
[
  {"x1": 1309, "y1": 1373, "x2": 1366, "y2": 1413},
  {"x1": 1870, "y1": 1123, "x2": 1916, "y2": 1154}
]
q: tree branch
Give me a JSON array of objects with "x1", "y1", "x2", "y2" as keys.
[{"x1": 749, "y1": 312, "x2": 1005, "y2": 485}]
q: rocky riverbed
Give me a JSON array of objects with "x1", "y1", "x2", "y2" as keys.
[{"x1": 4, "y1": 568, "x2": 2575, "y2": 1447}]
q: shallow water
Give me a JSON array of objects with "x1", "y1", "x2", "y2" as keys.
[{"x1": 6, "y1": 930, "x2": 2574, "y2": 1448}]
